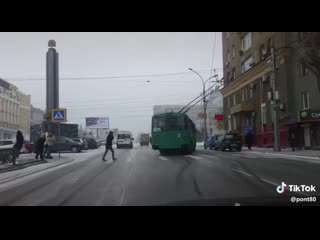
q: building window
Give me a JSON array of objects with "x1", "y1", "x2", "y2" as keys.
[
  {"x1": 302, "y1": 92, "x2": 310, "y2": 110},
  {"x1": 245, "y1": 87, "x2": 248, "y2": 100},
  {"x1": 242, "y1": 32, "x2": 252, "y2": 52},
  {"x1": 228, "y1": 97, "x2": 231, "y2": 108},
  {"x1": 233, "y1": 94, "x2": 236, "y2": 105},
  {"x1": 227, "y1": 50, "x2": 230, "y2": 63},
  {"x1": 227, "y1": 72, "x2": 231, "y2": 81},
  {"x1": 259, "y1": 44, "x2": 266, "y2": 61},
  {"x1": 226, "y1": 32, "x2": 230, "y2": 39},
  {"x1": 261, "y1": 104, "x2": 267, "y2": 125},
  {"x1": 242, "y1": 56, "x2": 253, "y2": 73},
  {"x1": 250, "y1": 88, "x2": 254, "y2": 99},
  {"x1": 233, "y1": 115, "x2": 237, "y2": 130},
  {"x1": 242, "y1": 89, "x2": 245, "y2": 101},
  {"x1": 232, "y1": 45, "x2": 235, "y2": 58},
  {"x1": 300, "y1": 62, "x2": 309, "y2": 76},
  {"x1": 231, "y1": 68, "x2": 236, "y2": 81}
]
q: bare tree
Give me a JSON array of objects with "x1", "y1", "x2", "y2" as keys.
[{"x1": 303, "y1": 32, "x2": 320, "y2": 93}]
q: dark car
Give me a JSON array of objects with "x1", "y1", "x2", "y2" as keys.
[
  {"x1": 83, "y1": 138, "x2": 98, "y2": 149},
  {"x1": 214, "y1": 133, "x2": 242, "y2": 152},
  {"x1": 52, "y1": 136, "x2": 82, "y2": 153},
  {"x1": 71, "y1": 138, "x2": 88, "y2": 150}
]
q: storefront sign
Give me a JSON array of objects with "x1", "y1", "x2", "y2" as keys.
[{"x1": 300, "y1": 110, "x2": 320, "y2": 121}]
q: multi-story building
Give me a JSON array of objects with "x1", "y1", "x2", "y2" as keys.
[
  {"x1": 221, "y1": 32, "x2": 320, "y2": 149},
  {"x1": 31, "y1": 105, "x2": 45, "y2": 126},
  {"x1": 206, "y1": 90, "x2": 225, "y2": 136},
  {"x1": 18, "y1": 92, "x2": 31, "y2": 141},
  {"x1": 0, "y1": 78, "x2": 32, "y2": 140},
  {"x1": 0, "y1": 78, "x2": 20, "y2": 139}
]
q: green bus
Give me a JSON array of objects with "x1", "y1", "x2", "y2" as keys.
[{"x1": 151, "y1": 112, "x2": 197, "y2": 154}]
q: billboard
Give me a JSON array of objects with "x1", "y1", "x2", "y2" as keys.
[{"x1": 86, "y1": 117, "x2": 109, "y2": 129}]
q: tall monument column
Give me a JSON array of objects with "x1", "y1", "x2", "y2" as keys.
[{"x1": 43, "y1": 40, "x2": 59, "y2": 133}]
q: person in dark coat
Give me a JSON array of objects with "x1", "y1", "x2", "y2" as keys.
[
  {"x1": 102, "y1": 131, "x2": 117, "y2": 161},
  {"x1": 288, "y1": 132, "x2": 296, "y2": 151},
  {"x1": 35, "y1": 134, "x2": 45, "y2": 160},
  {"x1": 245, "y1": 132, "x2": 254, "y2": 150},
  {"x1": 13, "y1": 130, "x2": 24, "y2": 158}
]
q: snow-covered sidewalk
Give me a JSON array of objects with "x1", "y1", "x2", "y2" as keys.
[
  {"x1": 0, "y1": 148, "x2": 105, "y2": 185},
  {"x1": 241, "y1": 147, "x2": 320, "y2": 162}
]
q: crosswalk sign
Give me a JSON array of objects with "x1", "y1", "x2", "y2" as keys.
[{"x1": 52, "y1": 108, "x2": 67, "y2": 122}]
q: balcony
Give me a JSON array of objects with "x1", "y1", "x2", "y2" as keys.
[{"x1": 230, "y1": 101, "x2": 255, "y2": 115}]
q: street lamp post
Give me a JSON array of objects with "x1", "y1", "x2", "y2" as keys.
[{"x1": 189, "y1": 68, "x2": 218, "y2": 142}]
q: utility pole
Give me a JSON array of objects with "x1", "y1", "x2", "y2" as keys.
[{"x1": 270, "y1": 48, "x2": 281, "y2": 152}]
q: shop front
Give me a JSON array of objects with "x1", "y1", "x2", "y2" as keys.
[{"x1": 299, "y1": 110, "x2": 320, "y2": 150}]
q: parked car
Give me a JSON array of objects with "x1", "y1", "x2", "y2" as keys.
[
  {"x1": 83, "y1": 138, "x2": 98, "y2": 149},
  {"x1": 52, "y1": 136, "x2": 82, "y2": 153},
  {"x1": 0, "y1": 139, "x2": 15, "y2": 149},
  {"x1": 21, "y1": 141, "x2": 34, "y2": 153},
  {"x1": 71, "y1": 138, "x2": 88, "y2": 150},
  {"x1": 204, "y1": 135, "x2": 221, "y2": 150},
  {"x1": 214, "y1": 133, "x2": 242, "y2": 152}
]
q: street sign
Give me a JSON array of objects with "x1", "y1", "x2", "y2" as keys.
[{"x1": 52, "y1": 108, "x2": 67, "y2": 122}]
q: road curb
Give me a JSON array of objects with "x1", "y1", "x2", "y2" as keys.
[
  {"x1": 0, "y1": 159, "x2": 75, "y2": 185},
  {"x1": 250, "y1": 151, "x2": 320, "y2": 160}
]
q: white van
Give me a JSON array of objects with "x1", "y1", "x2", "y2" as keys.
[{"x1": 116, "y1": 131, "x2": 134, "y2": 149}]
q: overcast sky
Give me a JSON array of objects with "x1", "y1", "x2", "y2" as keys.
[{"x1": 0, "y1": 32, "x2": 222, "y2": 136}]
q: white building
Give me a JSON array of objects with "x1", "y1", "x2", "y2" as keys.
[
  {"x1": 31, "y1": 105, "x2": 45, "y2": 126},
  {"x1": 206, "y1": 90, "x2": 225, "y2": 136}
]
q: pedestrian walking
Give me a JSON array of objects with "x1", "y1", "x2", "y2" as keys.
[
  {"x1": 288, "y1": 132, "x2": 296, "y2": 152},
  {"x1": 35, "y1": 134, "x2": 45, "y2": 160},
  {"x1": 46, "y1": 133, "x2": 56, "y2": 159},
  {"x1": 13, "y1": 130, "x2": 24, "y2": 158},
  {"x1": 102, "y1": 131, "x2": 117, "y2": 161},
  {"x1": 245, "y1": 132, "x2": 254, "y2": 150}
]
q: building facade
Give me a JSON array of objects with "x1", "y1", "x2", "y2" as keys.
[
  {"x1": 18, "y1": 92, "x2": 31, "y2": 141},
  {"x1": 0, "y1": 78, "x2": 32, "y2": 140},
  {"x1": 31, "y1": 105, "x2": 45, "y2": 126},
  {"x1": 221, "y1": 32, "x2": 320, "y2": 149},
  {"x1": 0, "y1": 78, "x2": 21, "y2": 139}
]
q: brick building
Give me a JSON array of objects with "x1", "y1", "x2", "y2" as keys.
[{"x1": 221, "y1": 32, "x2": 320, "y2": 149}]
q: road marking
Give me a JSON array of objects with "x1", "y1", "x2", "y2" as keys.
[
  {"x1": 244, "y1": 155, "x2": 258, "y2": 159},
  {"x1": 185, "y1": 155, "x2": 204, "y2": 160},
  {"x1": 231, "y1": 154, "x2": 243, "y2": 158},
  {"x1": 158, "y1": 156, "x2": 169, "y2": 161},
  {"x1": 259, "y1": 178, "x2": 279, "y2": 186},
  {"x1": 199, "y1": 154, "x2": 220, "y2": 160},
  {"x1": 232, "y1": 168, "x2": 253, "y2": 177},
  {"x1": 119, "y1": 189, "x2": 126, "y2": 206}
]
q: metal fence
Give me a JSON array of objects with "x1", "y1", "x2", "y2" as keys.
[{"x1": 0, "y1": 148, "x2": 16, "y2": 166}]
